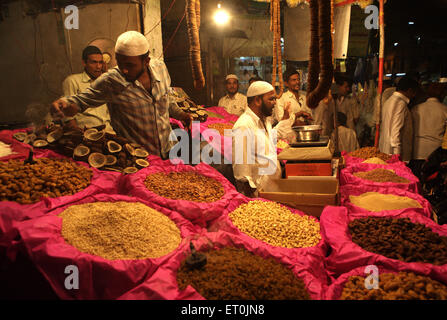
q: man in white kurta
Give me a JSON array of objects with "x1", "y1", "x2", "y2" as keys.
[
  {"x1": 274, "y1": 69, "x2": 313, "y2": 124},
  {"x1": 218, "y1": 74, "x2": 248, "y2": 116},
  {"x1": 334, "y1": 77, "x2": 360, "y2": 131},
  {"x1": 63, "y1": 46, "x2": 114, "y2": 132},
  {"x1": 331, "y1": 112, "x2": 359, "y2": 153},
  {"x1": 379, "y1": 76, "x2": 419, "y2": 162},
  {"x1": 232, "y1": 81, "x2": 294, "y2": 197},
  {"x1": 412, "y1": 82, "x2": 447, "y2": 160}
]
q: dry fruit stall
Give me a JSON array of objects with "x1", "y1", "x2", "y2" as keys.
[{"x1": 1, "y1": 1, "x2": 447, "y2": 302}]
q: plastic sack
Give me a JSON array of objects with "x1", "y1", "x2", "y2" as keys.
[
  {"x1": 208, "y1": 194, "x2": 328, "y2": 274},
  {"x1": 118, "y1": 230, "x2": 328, "y2": 300},
  {"x1": 340, "y1": 184, "x2": 432, "y2": 218},
  {"x1": 121, "y1": 162, "x2": 238, "y2": 228},
  {"x1": 341, "y1": 151, "x2": 402, "y2": 167},
  {"x1": 340, "y1": 162, "x2": 421, "y2": 193},
  {"x1": 325, "y1": 264, "x2": 447, "y2": 300},
  {"x1": 16, "y1": 194, "x2": 202, "y2": 300},
  {"x1": 320, "y1": 206, "x2": 447, "y2": 283}
]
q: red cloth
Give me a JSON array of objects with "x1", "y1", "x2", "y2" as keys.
[
  {"x1": 320, "y1": 206, "x2": 447, "y2": 282},
  {"x1": 340, "y1": 184, "x2": 432, "y2": 218},
  {"x1": 121, "y1": 162, "x2": 239, "y2": 228},
  {"x1": 118, "y1": 230, "x2": 328, "y2": 300},
  {"x1": 0, "y1": 149, "x2": 121, "y2": 259},
  {"x1": 325, "y1": 264, "x2": 447, "y2": 300},
  {"x1": 208, "y1": 194, "x2": 328, "y2": 278},
  {"x1": 17, "y1": 194, "x2": 202, "y2": 300},
  {"x1": 340, "y1": 162, "x2": 421, "y2": 193}
]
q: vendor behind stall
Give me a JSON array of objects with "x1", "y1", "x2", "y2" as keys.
[
  {"x1": 218, "y1": 74, "x2": 248, "y2": 117},
  {"x1": 274, "y1": 69, "x2": 313, "y2": 125},
  {"x1": 331, "y1": 112, "x2": 359, "y2": 153},
  {"x1": 62, "y1": 45, "x2": 114, "y2": 133},
  {"x1": 232, "y1": 81, "x2": 295, "y2": 197},
  {"x1": 50, "y1": 31, "x2": 192, "y2": 159}
]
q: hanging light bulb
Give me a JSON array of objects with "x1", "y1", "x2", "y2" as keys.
[{"x1": 214, "y1": 2, "x2": 230, "y2": 26}]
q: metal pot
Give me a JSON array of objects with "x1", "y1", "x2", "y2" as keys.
[{"x1": 292, "y1": 125, "x2": 322, "y2": 142}]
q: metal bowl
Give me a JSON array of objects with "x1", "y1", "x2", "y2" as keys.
[{"x1": 292, "y1": 125, "x2": 322, "y2": 142}]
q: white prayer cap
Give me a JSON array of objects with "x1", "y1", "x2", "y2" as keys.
[
  {"x1": 115, "y1": 31, "x2": 149, "y2": 56},
  {"x1": 246, "y1": 81, "x2": 275, "y2": 97},
  {"x1": 226, "y1": 74, "x2": 238, "y2": 81}
]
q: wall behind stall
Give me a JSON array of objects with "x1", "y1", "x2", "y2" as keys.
[{"x1": 0, "y1": 1, "x2": 141, "y2": 126}]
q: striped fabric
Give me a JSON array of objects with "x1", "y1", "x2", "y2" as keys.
[{"x1": 66, "y1": 59, "x2": 184, "y2": 158}]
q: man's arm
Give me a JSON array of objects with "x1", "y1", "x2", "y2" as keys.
[{"x1": 51, "y1": 74, "x2": 112, "y2": 119}]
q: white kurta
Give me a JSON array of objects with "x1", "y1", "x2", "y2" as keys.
[
  {"x1": 63, "y1": 72, "x2": 114, "y2": 133},
  {"x1": 372, "y1": 87, "x2": 396, "y2": 126},
  {"x1": 218, "y1": 92, "x2": 248, "y2": 116},
  {"x1": 232, "y1": 107, "x2": 286, "y2": 193},
  {"x1": 411, "y1": 97, "x2": 447, "y2": 159},
  {"x1": 274, "y1": 90, "x2": 313, "y2": 123},
  {"x1": 312, "y1": 99, "x2": 334, "y2": 137},
  {"x1": 335, "y1": 95, "x2": 360, "y2": 131},
  {"x1": 331, "y1": 125, "x2": 359, "y2": 153},
  {"x1": 379, "y1": 91, "x2": 413, "y2": 161}
]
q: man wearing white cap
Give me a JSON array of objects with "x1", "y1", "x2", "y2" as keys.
[
  {"x1": 50, "y1": 31, "x2": 192, "y2": 159},
  {"x1": 231, "y1": 81, "x2": 295, "y2": 197},
  {"x1": 218, "y1": 74, "x2": 248, "y2": 116}
]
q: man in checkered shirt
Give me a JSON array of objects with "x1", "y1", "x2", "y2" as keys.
[{"x1": 51, "y1": 31, "x2": 192, "y2": 159}]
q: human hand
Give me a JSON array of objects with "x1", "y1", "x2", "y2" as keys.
[
  {"x1": 282, "y1": 102, "x2": 291, "y2": 120},
  {"x1": 181, "y1": 112, "x2": 194, "y2": 130},
  {"x1": 50, "y1": 99, "x2": 80, "y2": 119}
]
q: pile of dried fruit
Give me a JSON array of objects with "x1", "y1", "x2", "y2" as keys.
[
  {"x1": 207, "y1": 123, "x2": 234, "y2": 136},
  {"x1": 0, "y1": 158, "x2": 92, "y2": 204},
  {"x1": 60, "y1": 201, "x2": 181, "y2": 260},
  {"x1": 353, "y1": 168, "x2": 410, "y2": 183},
  {"x1": 228, "y1": 200, "x2": 321, "y2": 248},
  {"x1": 349, "y1": 192, "x2": 422, "y2": 212},
  {"x1": 176, "y1": 247, "x2": 310, "y2": 300},
  {"x1": 340, "y1": 272, "x2": 447, "y2": 300},
  {"x1": 144, "y1": 171, "x2": 224, "y2": 202},
  {"x1": 348, "y1": 147, "x2": 392, "y2": 162},
  {"x1": 349, "y1": 217, "x2": 447, "y2": 265}
]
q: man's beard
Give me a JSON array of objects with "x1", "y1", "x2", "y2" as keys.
[{"x1": 261, "y1": 100, "x2": 273, "y2": 117}]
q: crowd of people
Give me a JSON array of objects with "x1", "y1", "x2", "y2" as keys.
[{"x1": 48, "y1": 30, "x2": 447, "y2": 216}]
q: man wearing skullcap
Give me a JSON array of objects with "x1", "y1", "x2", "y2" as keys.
[
  {"x1": 231, "y1": 81, "x2": 295, "y2": 197},
  {"x1": 218, "y1": 74, "x2": 248, "y2": 116},
  {"x1": 57, "y1": 45, "x2": 114, "y2": 133},
  {"x1": 51, "y1": 31, "x2": 192, "y2": 159}
]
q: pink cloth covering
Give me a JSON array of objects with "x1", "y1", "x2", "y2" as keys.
[
  {"x1": 118, "y1": 230, "x2": 328, "y2": 300},
  {"x1": 16, "y1": 194, "x2": 202, "y2": 300},
  {"x1": 320, "y1": 206, "x2": 447, "y2": 283}
]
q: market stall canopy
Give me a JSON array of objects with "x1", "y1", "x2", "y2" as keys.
[{"x1": 222, "y1": 17, "x2": 273, "y2": 57}]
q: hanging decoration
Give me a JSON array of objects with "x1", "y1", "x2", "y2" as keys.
[
  {"x1": 185, "y1": 0, "x2": 205, "y2": 90},
  {"x1": 270, "y1": 0, "x2": 284, "y2": 98},
  {"x1": 306, "y1": 0, "x2": 334, "y2": 109}
]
